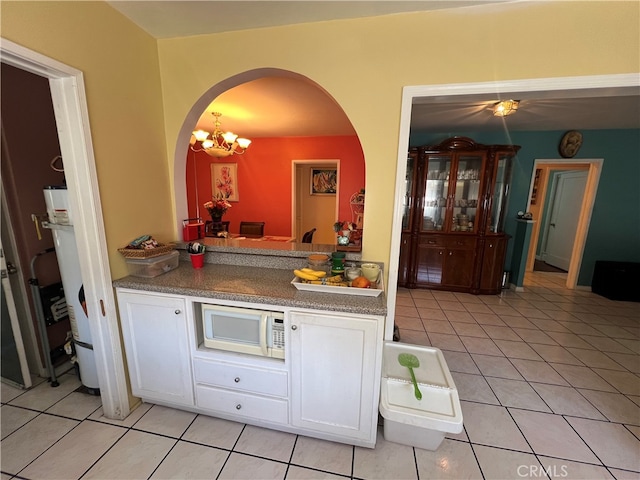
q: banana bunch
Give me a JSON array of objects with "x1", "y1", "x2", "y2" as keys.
[{"x1": 293, "y1": 269, "x2": 348, "y2": 286}]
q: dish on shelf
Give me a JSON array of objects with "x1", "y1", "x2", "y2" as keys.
[{"x1": 291, "y1": 277, "x2": 384, "y2": 297}]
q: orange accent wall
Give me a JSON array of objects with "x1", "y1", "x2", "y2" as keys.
[{"x1": 186, "y1": 136, "x2": 365, "y2": 236}]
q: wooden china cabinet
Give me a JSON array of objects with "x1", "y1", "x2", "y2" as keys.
[{"x1": 399, "y1": 137, "x2": 520, "y2": 294}]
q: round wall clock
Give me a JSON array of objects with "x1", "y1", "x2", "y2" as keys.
[{"x1": 559, "y1": 130, "x2": 583, "y2": 158}]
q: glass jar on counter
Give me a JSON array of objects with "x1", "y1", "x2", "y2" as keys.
[
  {"x1": 307, "y1": 254, "x2": 330, "y2": 274},
  {"x1": 331, "y1": 252, "x2": 346, "y2": 275},
  {"x1": 345, "y1": 263, "x2": 362, "y2": 282}
]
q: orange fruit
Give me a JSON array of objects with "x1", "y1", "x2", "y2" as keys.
[{"x1": 351, "y1": 276, "x2": 371, "y2": 288}]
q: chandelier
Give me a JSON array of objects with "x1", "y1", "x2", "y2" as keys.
[
  {"x1": 190, "y1": 112, "x2": 251, "y2": 157},
  {"x1": 493, "y1": 100, "x2": 520, "y2": 117}
]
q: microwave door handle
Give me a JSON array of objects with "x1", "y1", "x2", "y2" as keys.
[{"x1": 259, "y1": 314, "x2": 268, "y2": 356}]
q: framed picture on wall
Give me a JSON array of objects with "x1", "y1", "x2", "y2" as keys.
[
  {"x1": 310, "y1": 168, "x2": 337, "y2": 195},
  {"x1": 211, "y1": 163, "x2": 239, "y2": 201}
]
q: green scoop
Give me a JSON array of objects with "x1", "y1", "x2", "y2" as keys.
[{"x1": 398, "y1": 353, "x2": 422, "y2": 400}]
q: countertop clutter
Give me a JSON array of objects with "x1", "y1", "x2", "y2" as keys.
[{"x1": 114, "y1": 258, "x2": 386, "y2": 316}]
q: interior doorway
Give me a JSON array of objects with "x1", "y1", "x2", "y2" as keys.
[
  {"x1": 387, "y1": 74, "x2": 636, "y2": 342},
  {"x1": 538, "y1": 170, "x2": 588, "y2": 271},
  {"x1": 525, "y1": 159, "x2": 601, "y2": 289},
  {"x1": 292, "y1": 160, "x2": 339, "y2": 244},
  {"x1": 1, "y1": 39, "x2": 128, "y2": 419}
]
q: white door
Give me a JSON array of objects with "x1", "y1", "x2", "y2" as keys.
[
  {"x1": 289, "y1": 310, "x2": 380, "y2": 444},
  {"x1": 1, "y1": 240, "x2": 32, "y2": 389},
  {"x1": 542, "y1": 171, "x2": 588, "y2": 271}
]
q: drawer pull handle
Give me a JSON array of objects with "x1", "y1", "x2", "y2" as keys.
[
  {"x1": 234, "y1": 377, "x2": 240, "y2": 383},
  {"x1": 291, "y1": 325, "x2": 298, "y2": 330},
  {"x1": 428, "y1": 240, "x2": 436, "y2": 244},
  {"x1": 449, "y1": 251, "x2": 453, "y2": 256},
  {"x1": 174, "y1": 309, "x2": 181, "y2": 315},
  {"x1": 236, "y1": 404, "x2": 242, "y2": 410}
]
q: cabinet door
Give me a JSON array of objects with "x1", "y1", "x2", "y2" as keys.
[
  {"x1": 398, "y1": 232, "x2": 412, "y2": 286},
  {"x1": 450, "y1": 154, "x2": 484, "y2": 234},
  {"x1": 402, "y1": 151, "x2": 418, "y2": 231},
  {"x1": 289, "y1": 311, "x2": 380, "y2": 443},
  {"x1": 117, "y1": 291, "x2": 194, "y2": 406},
  {"x1": 415, "y1": 242, "x2": 445, "y2": 286},
  {"x1": 479, "y1": 236, "x2": 508, "y2": 293},
  {"x1": 442, "y1": 238, "x2": 476, "y2": 289},
  {"x1": 485, "y1": 152, "x2": 514, "y2": 233},
  {"x1": 422, "y1": 155, "x2": 451, "y2": 231}
]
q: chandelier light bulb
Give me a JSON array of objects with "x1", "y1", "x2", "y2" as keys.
[{"x1": 190, "y1": 112, "x2": 251, "y2": 157}]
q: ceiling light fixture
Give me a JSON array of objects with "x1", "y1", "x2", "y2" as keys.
[
  {"x1": 493, "y1": 100, "x2": 520, "y2": 117},
  {"x1": 190, "y1": 112, "x2": 251, "y2": 157}
]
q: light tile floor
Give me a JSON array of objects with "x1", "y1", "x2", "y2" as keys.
[{"x1": 1, "y1": 271, "x2": 639, "y2": 479}]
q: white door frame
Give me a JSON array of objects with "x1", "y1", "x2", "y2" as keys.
[
  {"x1": 0, "y1": 39, "x2": 129, "y2": 419},
  {"x1": 388, "y1": 73, "x2": 640, "y2": 341}
]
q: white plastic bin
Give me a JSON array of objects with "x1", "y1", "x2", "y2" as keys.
[
  {"x1": 124, "y1": 251, "x2": 179, "y2": 278},
  {"x1": 379, "y1": 341, "x2": 463, "y2": 451}
]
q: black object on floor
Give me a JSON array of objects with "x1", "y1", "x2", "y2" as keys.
[
  {"x1": 534, "y1": 260, "x2": 567, "y2": 273},
  {"x1": 592, "y1": 261, "x2": 640, "y2": 302}
]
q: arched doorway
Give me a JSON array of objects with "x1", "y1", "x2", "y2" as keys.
[{"x1": 174, "y1": 69, "x2": 365, "y2": 243}]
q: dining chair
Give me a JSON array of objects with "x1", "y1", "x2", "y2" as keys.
[
  {"x1": 239, "y1": 221, "x2": 265, "y2": 237},
  {"x1": 301, "y1": 228, "x2": 316, "y2": 243}
]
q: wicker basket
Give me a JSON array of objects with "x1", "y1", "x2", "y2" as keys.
[{"x1": 118, "y1": 243, "x2": 176, "y2": 259}]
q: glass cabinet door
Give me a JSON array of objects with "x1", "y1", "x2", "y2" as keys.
[
  {"x1": 402, "y1": 152, "x2": 416, "y2": 230},
  {"x1": 487, "y1": 152, "x2": 514, "y2": 233},
  {"x1": 422, "y1": 155, "x2": 451, "y2": 231},
  {"x1": 451, "y1": 154, "x2": 483, "y2": 233}
]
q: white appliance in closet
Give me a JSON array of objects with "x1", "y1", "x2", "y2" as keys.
[{"x1": 43, "y1": 186, "x2": 99, "y2": 392}]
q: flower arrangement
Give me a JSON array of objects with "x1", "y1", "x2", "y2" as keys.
[
  {"x1": 204, "y1": 196, "x2": 232, "y2": 218},
  {"x1": 333, "y1": 221, "x2": 356, "y2": 233},
  {"x1": 334, "y1": 221, "x2": 356, "y2": 246}
]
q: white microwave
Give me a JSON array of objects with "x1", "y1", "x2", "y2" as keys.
[{"x1": 201, "y1": 304, "x2": 285, "y2": 359}]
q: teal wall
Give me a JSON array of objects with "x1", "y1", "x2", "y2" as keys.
[{"x1": 409, "y1": 129, "x2": 640, "y2": 286}]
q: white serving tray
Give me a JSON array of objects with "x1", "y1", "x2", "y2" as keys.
[{"x1": 291, "y1": 276, "x2": 384, "y2": 297}]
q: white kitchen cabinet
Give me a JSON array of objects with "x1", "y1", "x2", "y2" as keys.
[
  {"x1": 289, "y1": 310, "x2": 383, "y2": 445},
  {"x1": 117, "y1": 290, "x2": 194, "y2": 406},
  {"x1": 115, "y1": 286, "x2": 385, "y2": 448}
]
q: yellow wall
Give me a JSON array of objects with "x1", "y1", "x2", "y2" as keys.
[
  {"x1": 157, "y1": 1, "x2": 639, "y2": 267},
  {"x1": 2, "y1": 1, "x2": 639, "y2": 275},
  {"x1": 1, "y1": 1, "x2": 170, "y2": 279}
]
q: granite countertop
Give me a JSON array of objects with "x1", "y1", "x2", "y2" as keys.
[{"x1": 113, "y1": 261, "x2": 387, "y2": 316}]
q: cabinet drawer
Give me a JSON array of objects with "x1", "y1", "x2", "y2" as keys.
[
  {"x1": 193, "y1": 358, "x2": 288, "y2": 397},
  {"x1": 418, "y1": 235, "x2": 476, "y2": 249},
  {"x1": 418, "y1": 234, "x2": 447, "y2": 247},
  {"x1": 195, "y1": 384, "x2": 288, "y2": 425},
  {"x1": 443, "y1": 236, "x2": 477, "y2": 249}
]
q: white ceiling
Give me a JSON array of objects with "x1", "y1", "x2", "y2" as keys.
[
  {"x1": 107, "y1": 1, "x2": 640, "y2": 138},
  {"x1": 107, "y1": 1, "x2": 506, "y2": 38}
]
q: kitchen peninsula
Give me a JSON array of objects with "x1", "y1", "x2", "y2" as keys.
[{"x1": 113, "y1": 241, "x2": 387, "y2": 448}]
